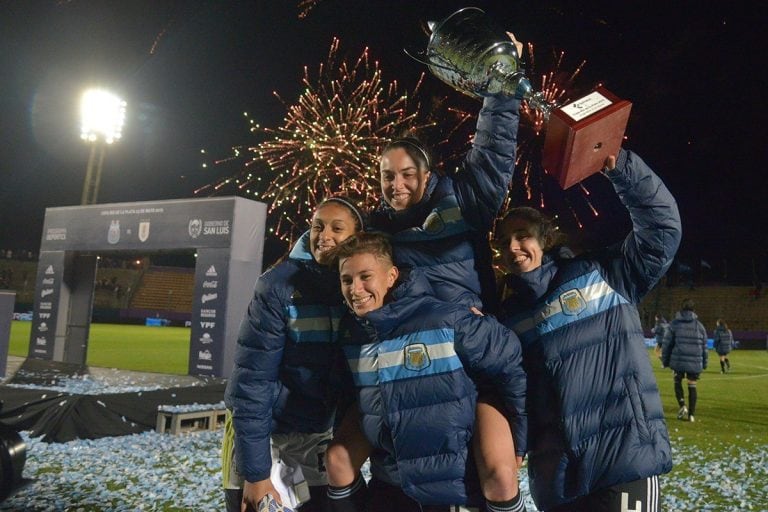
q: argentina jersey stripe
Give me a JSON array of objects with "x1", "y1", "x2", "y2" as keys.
[
  {"x1": 286, "y1": 304, "x2": 343, "y2": 343},
  {"x1": 344, "y1": 328, "x2": 462, "y2": 387},
  {"x1": 509, "y1": 270, "x2": 629, "y2": 344}
]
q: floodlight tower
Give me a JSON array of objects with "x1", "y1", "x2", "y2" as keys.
[{"x1": 79, "y1": 88, "x2": 126, "y2": 205}]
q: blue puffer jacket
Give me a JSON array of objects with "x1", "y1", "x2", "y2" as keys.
[
  {"x1": 713, "y1": 326, "x2": 733, "y2": 355},
  {"x1": 500, "y1": 150, "x2": 681, "y2": 511},
  {"x1": 339, "y1": 268, "x2": 527, "y2": 506},
  {"x1": 663, "y1": 310, "x2": 708, "y2": 372},
  {"x1": 224, "y1": 233, "x2": 345, "y2": 482},
  {"x1": 370, "y1": 96, "x2": 520, "y2": 312}
]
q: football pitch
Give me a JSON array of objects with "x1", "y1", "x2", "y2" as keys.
[
  {"x1": 4, "y1": 320, "x2": 768, "y2": 509},
  {"x1": 8, "y1": 320, "x2": 191, "y2": 374}
]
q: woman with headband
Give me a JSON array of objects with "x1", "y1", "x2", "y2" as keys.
[
  {"x1": 325, "y1": 37, "x2": 528, "y2": 512},
  {"x1": 223, "y1": 196, "x2": 366, "y2": 512}
]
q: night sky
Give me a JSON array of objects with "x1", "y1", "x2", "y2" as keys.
[{"x1": 0, "y1": 1, "x2": 763, "y2": 281}]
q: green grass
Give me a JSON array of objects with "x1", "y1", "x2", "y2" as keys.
[
  {"x1": 648, "y1": 349, "x2": 768, "y2": 509},
  {"x1": 8, "y1": 320, "x2": 190, "y2": 374},
  {"x1": 650, "y1": 348, "x2": 767, "y2": 445},
  {"x1": 5, "y1": 322, "x2": 768, "y2": 509}
]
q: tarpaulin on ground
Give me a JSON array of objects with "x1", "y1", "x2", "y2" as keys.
[{"x1": 0, "y1": 383, "x2": 226, "y2": 443}]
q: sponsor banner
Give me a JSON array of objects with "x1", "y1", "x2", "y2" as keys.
[
  {"x1": 189, "y1": 248, "x2": 230, "y2": 376},
  {"x1": 40, "y1": 198, "x2": 239, "y2": 251},
  {"x1": 28, "y1": 251, "x2": 65, "y2": 360}
]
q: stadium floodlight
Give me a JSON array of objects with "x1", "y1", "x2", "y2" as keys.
[
  {"x1": 80, "y1": 89, "x2": 126, "y2": 144},
  {"x1": 80, "y1": 88, "x2": 126, "y2": 205}
]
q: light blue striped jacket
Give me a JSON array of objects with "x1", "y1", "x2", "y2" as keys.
[
  {"x1": 370, "y1": 96, "x2": 520, "y2": 313},
  {"x1": 225, "y1": 233, "x2": 345, "y2": 482},
  {"x1": 500, "y1": 149, "x2": 681, "y2": 511},
  {"x1": 339, "y1": 268, "x2": 527, "y2": 506}
]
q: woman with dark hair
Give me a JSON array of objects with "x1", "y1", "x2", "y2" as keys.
[
  {"x1": 223, "y1": 197, "x2": 366, "y2": 512},
  {"x1": 326, "y1": 35, "x2": 529, "y2": 511},
  {"x1": 713, "y1": 318, "x2": 734, "y2": 373},
  {"x1": 663, "y1": 299, "x2": 708, "y2": 423},
  {"x1": 496, "y1": 151, "x2": 682, "y2": 511}
]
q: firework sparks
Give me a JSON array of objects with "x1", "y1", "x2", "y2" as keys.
[
  {"x1": 509, "y1": 43, "x2": 603, "y2": 230},
  {"x1": 200, "y1": 38, "x2": 441, "y2": 243},
  {"x1": 297, "y1": 0, "x2": 323, "y2": 19}
]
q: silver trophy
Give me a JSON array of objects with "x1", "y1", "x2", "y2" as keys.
[
  {"x1": 406, "y1": 7, "x2": 552, "y2": 116},
  {"x1": 408, "y1": 7, "x2": 633, "y2": 189}
]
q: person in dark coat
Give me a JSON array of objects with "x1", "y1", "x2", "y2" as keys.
[
  {"x1": 325, "y1": 232, "x2": 528, "y2": 512},
  {"x1": 652, "y1": 314, "x2": 669, "y2": 365},
  {"x1": 713, "y1": 319, "x2": 734, "y2": 373},
  {"x1": 663, "y1": 299, "x2": 708, "y2": 422},
  {"x1": 329, "y1": 35, "x2": 528, "y2": 512},
  {"x1": 223, "y1": 197, "x2": 365, "y2": 512},
  {"x1": 496, "y1": 150, "x2": 681, "y2": 511}
]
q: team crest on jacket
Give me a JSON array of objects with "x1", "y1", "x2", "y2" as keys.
[
  {"x1": 559, "y1": 289, "x2": 586, "y2": 316},
  {"x1": 423, "y1": 211, "x2": 445, "y2": 235},
  {"x1": 404, "y1": 343, "x2": 431, "y2": 371}
]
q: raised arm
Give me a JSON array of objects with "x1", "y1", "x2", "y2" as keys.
[
  {"x1": 453, "y1": 95, "x2": 521, "y2": 231},
  {"x1": 603, "y1": 149, "x2": 682, "y2": 302}
]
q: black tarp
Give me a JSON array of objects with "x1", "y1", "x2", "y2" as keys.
[{"x1": 0, "y1": 383, "x2": 226, "y2": 443}]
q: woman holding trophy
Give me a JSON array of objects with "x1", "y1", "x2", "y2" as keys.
[
  {"x1": 323, "y1": 26, "x2": 530, "y2": 512},
  {"x1": 495, "y1": 151, "x2": 681, "y2": 511}
]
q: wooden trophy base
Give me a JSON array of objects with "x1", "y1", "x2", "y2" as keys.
[{"x1": 541, "y1": 87, "x2": 632, "y2": 189}]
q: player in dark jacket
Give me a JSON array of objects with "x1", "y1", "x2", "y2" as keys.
[
  {"x1": 712, "y1": 318, "x2": 734, "y2": 373},
  {"x1": 663, "y1": 299, "x2": 708, "y2": 422},
  {"x1": 652, "y1": 315, "x2": 669, "y2": 365},
  {"x1": 370, "y1": 92, "x2": 519, "y2": 314},
  {"x1": 326, "y1": 232, "x2": 527, "y2": 512},
  {"x1": 497, "y1": 150, "x2": 681, "y2": 511},
  {"x1": 223, "y1": 197, "x2": 365, "y2": 512}
]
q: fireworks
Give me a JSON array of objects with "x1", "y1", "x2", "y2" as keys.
[
  {"x1": 199, "y1": 36, "x2": 603, "y2": 251},
  {"x1": 503, "y1": 43, "x2": 599, "y2": 230},
  {"x1": 297, "y1": 0, "x2": 322, "y2": 19},
  {"x1": 199, "y1": 38, "x2": 441, "y2": 243}
]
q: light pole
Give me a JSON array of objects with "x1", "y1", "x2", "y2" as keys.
[{"x1": 79, "y1": 88, "x2": 126, "y2": 205}]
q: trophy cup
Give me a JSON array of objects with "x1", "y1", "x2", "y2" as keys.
[{"x1": 407, "y1": 7, "x2": 632, "y2": 189}]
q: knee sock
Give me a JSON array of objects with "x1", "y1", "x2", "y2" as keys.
[
  {"x1": 486, "y1": 491, "x2": 527, "y2": 512},
  {"x1": 327, "y1": 474, "x2": 368, "y2": 512},
  {"x1": 688, "y1": 383, "x2": 698, "y2": 415},
  {"x1": 674, "y1": 380, "x2": 685, "y2": 406},
  {"x1": 725, "y1": 357, "x2": 730, "y2": 369},
  {"x1": 720, "y1": 360, "x2": 726, "y2": 372}
]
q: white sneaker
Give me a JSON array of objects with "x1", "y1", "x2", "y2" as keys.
[
  {"x1": 677, "y1": 405, "x2": 689, "y2": 420},
  {"x1": 688, "y1": 415, "x2": 695, "y2": 423}
]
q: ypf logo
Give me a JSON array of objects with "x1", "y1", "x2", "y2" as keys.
[{"x1": 188, "y1": 219, "x2": 203, "y2": 239}]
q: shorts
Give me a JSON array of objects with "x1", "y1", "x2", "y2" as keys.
[
  {"x1": 547, "y1": 475, "x2": 660, "y2": 512},
  {"x1": 673, "y1": 371, "x2": 701, "y2": 381},
  {"x1": 222, "y1": 411, "x2": 333, "y2": 489}
]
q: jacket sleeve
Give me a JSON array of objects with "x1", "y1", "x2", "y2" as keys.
[
  {"x1": 603, "y1": 149, "x2": 682, "y2": 303},
  {"x1": 224, "y1": 272, "x2": 287, "y2": 482},
  {"x1": 452, "y1": 96, "x2": 520, "y2": 231},
  {"x1": 455, "y1": 311, "x2": 528, "y2": 455}
]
